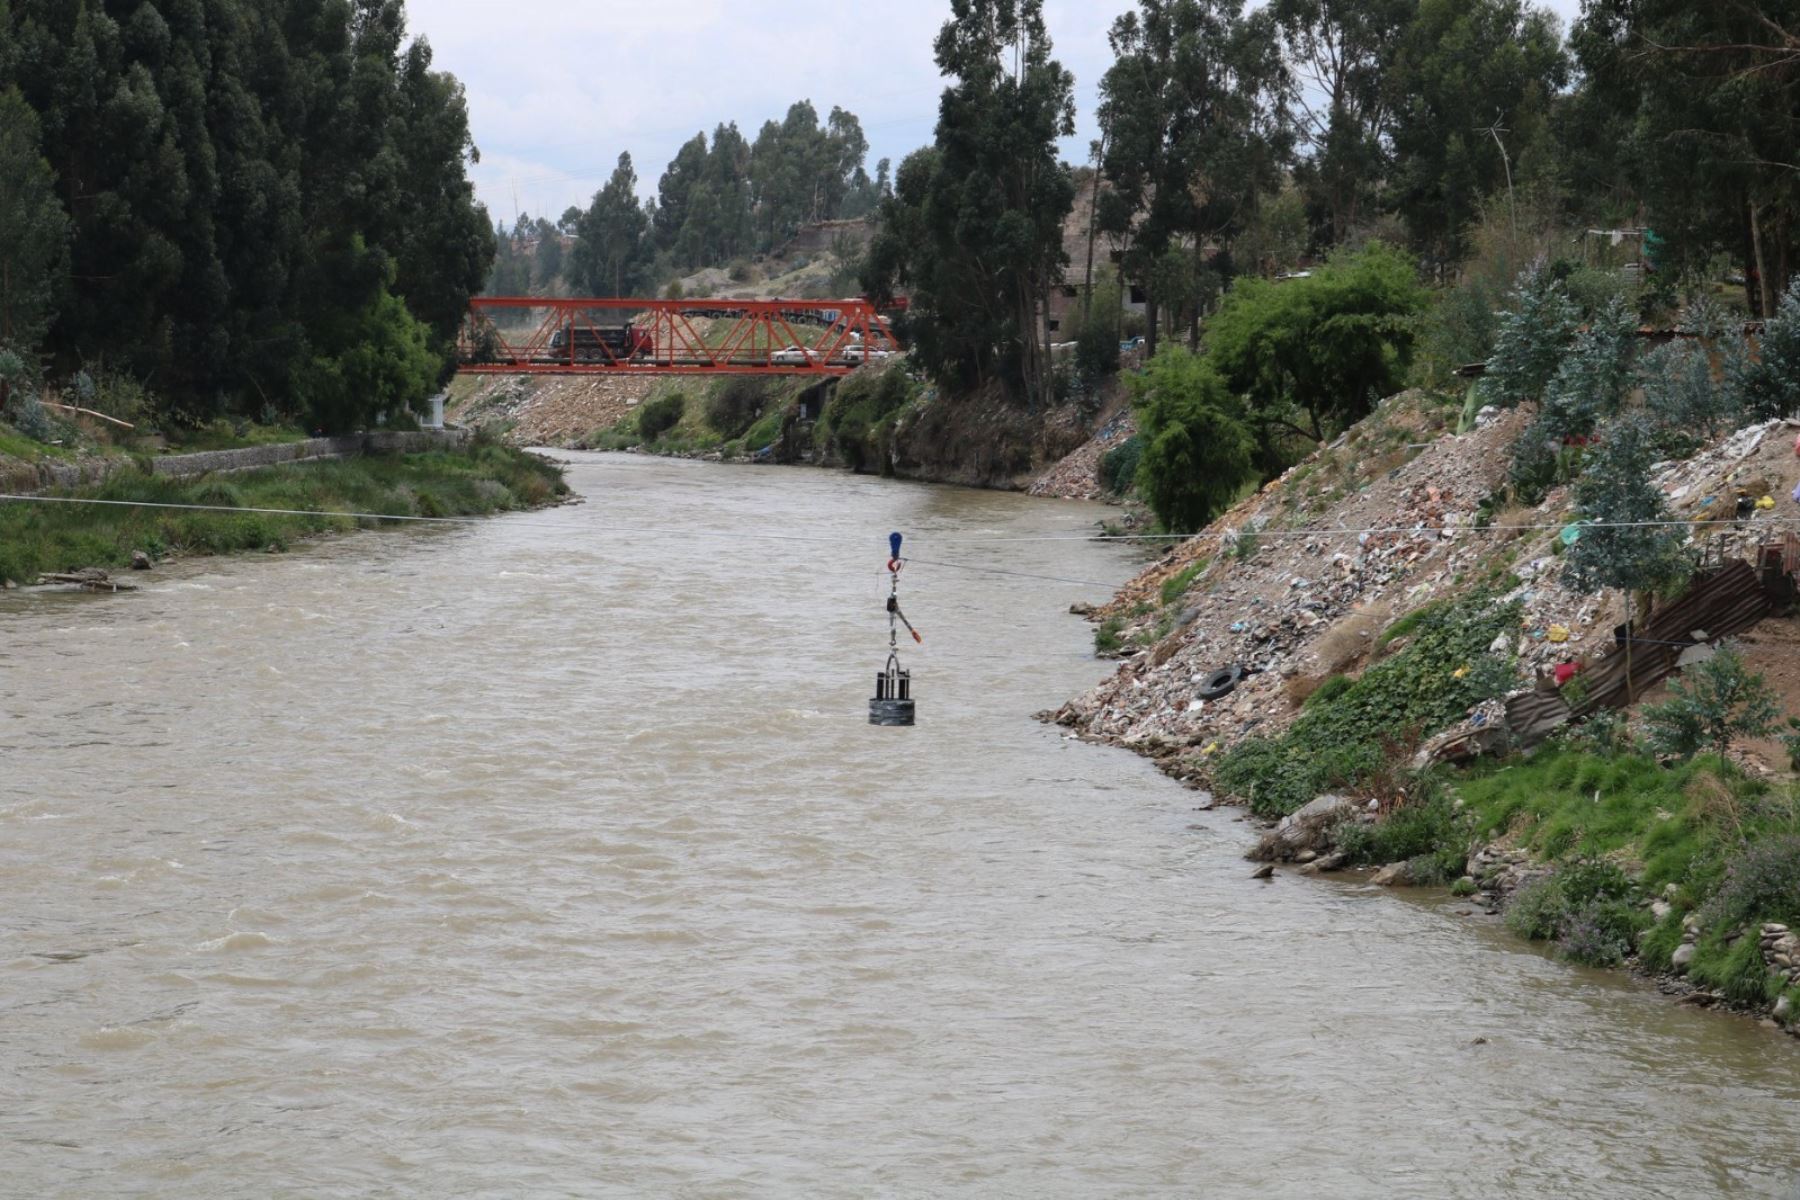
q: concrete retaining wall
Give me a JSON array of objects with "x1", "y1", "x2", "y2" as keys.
[{"x1": 5, "y1": 430, "x2": 470, "y2": 494}]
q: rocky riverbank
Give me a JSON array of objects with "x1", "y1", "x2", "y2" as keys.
[{"x1": 1046, "y1": 383, "x2": 1800, "y2": 1038}]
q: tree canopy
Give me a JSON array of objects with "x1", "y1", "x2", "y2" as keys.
[
  {"x1": 0, "y1": 0, "x2": 492, "y2": 432},
  {"x1": 862, "y1": 0, "x2": 1075, "y2": 408},
  {"x1": 1202, "y1": 242, "x2": 1428, "y2": 458}
]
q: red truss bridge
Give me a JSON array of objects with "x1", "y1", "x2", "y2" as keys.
[{"x1": 457, "y1": 296, "x2": 905, "y2": 376}]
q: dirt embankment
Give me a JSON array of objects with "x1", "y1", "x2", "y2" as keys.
[
  {"x1": 1049, "y1": 395, "x2": 1800, "y2": 783},
  {"x1": 448, "y1": 375, "x2": 662, "y2": 448},
  {"x1": 883, "y1": 381, "x2": 1105, "y2": 490}
]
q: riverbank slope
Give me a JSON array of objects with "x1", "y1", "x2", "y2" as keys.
[{"x1": 1048, "y1": 388, "x2": 1800, "y2": 1032}]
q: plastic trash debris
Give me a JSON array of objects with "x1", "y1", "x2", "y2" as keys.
[
  {"x1": 1548, "y1": 624, "x2": 1571, "y2": 644},
  {"x1": 1559, "y1": 523, "x2": 1583, "y2": 546},
  {"x1": 1757, "y1": 494, "x2": 1776, "y2": 510},
  {"x1": 1554, "y1": 661, "x2": 1582, "y2": 686}
]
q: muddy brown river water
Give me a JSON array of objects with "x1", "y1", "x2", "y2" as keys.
[{"x1": 4, "y1": 451, "x2": 1799, "y2": 1198}]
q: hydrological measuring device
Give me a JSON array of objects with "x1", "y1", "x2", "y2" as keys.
[{"x1": 870, "y1": 532, "x2": 920, "y2": 726}]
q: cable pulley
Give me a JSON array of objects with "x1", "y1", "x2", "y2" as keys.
[{"x1": 870, "y1": 531, "x2": 919, "y2": 727}]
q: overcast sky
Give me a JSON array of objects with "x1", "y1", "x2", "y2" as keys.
[{"x1": 403, "y1": 0, "x2": 1585, "y2": 228}]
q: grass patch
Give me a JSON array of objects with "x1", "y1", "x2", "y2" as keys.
[
  {"x1": 1376, "y1": 599, "x2": 1448, "y2": 650},
  {"x1": 160, "y1": 421, "x2": 311, "y2": 453},
  {"x1": 1454, "y1": 750, "x2": 1723, "y2": 889},
  {"x1": 1094, "y1": 616, "x2": 1125, "y2": 656},
  {"x1": 1159, "y1": 557, "x2": 1210, "y2": 606},
  {"x1": 1212, "y1": 592, "x2": 1520, "y2": 816},
  {"x1": 0, "y1": 442, "x2": 566, "y2": 585}
]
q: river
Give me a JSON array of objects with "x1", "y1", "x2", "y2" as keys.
[{"x1": 3, "y1": 451, "x2": 1798, "y2": 1198}]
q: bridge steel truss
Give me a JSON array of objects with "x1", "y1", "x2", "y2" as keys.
[{"x1": 457, "y1": 296, "x2": 904, "y2": 376}]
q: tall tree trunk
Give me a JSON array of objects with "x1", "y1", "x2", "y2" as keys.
[
  {"x1": 1082, "y1": 141, "x2": 1105, "y2": 324},
  {"x1": 1751, "y1": 201, "x2": 1776, "y2": 319},
  {"x1": 1144, "y1": 284, "x2": 1159, "y2": 360},
  {"x1": 1742, "y1": 200, "x2": 1762, "y2": 317}
]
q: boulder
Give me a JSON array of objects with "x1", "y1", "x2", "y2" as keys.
[
  {"x1": 130, "y1": 550, "x2": 153, "y2": 570},
  {"x1": 1252, "y1": 793, "x2": 1356, "y2": 861},
  {"x1": 1672, "y1": 943, "x2": 1696, "y2": 973},
  {"x1": 1372, "y1": 861, "x2": 1413, "y2": 887},
  {"x1": 1250, "y1": 863, "x2": 1275, "y2": 880}
]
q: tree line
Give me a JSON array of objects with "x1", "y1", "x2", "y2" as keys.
[
  {"x1": 864, "y1": 0, "x2": 1800, "y2": 410},
  {"x1": 0, "y1": 0, "x2": 492, "y2": 432},
  {"x1": 485, "y1": 99, "x2": 891, "y2": 300}
]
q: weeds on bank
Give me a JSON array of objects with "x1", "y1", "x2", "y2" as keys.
[
  {"x1": 1390, "y1": 739, "x2": 1800, "y2": 1002},
  {"x1": 1211, "y1": 592, "x2": 1520, "y2": 817},
  {"x1": 0, "y1": 443, "x2": 566, "y2": 585}
]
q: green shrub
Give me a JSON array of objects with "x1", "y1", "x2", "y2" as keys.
[
  {"x1": 1130, "y1": 347, "x2": 1256, "y2": 533},
  {"x1": 1642, "y1": 644, "x2": 1781, "y2": 763},
  {"x1": 1690, "y1": 927, "x2": 1784, "y2": 1007},
  {"x1": 1504, "y1": 875, "x2": 1568, "y2": 940},
  {"x1": 1158, "y1": 557, "x2": 1209, "y2": 606},
  {"x1": 1696, "y1": 835, "x2": 1800, "y2": 932},
  {"x1": 637, "y1": 394, "x2": 686, "y2": 440},
  {"x1": 1306, "y1": 674, "x2": 1355, "y2": 708},
  {"x1": 1099, "y1": 435, "x2": 1143, "y2": 496},
  {"x1": 740, "y1": 407, "x2": 786, "y2": 451},
  {"x1": 820, "y1": 363, "x2": 912, "y2": 472},
  {"x1": 1093, "y1": 616, "x2": 1125, "y2": 656},
  {"x1": 1557, "y1": 899, "x2": 1639, "y2": 966},
  {"x1": 1335, "y1": 781, "x2": 1466, "y2": 881},
  {"x1": 704, "y1": 377, "x2": 768, "y2": 439}
]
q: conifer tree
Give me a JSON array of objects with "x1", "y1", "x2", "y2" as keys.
[{"x1": 0, "y1": 88, "x2": 69, "y2": 361}]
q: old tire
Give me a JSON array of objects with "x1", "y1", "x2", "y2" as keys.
[{"x1": 1197, "y1": 665, "x2": 1243, "y2": 702}]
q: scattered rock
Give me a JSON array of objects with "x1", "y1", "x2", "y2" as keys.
[
  {"x1": 1371, "y1": 861, "x2": 1413, "y2": 887},
  {"x1": 1251, "y1": 792, "x2": 1355, "y2": 861},
  {"x1": 130, "y1": 550, "x2": 153, "y2": 570},
  {"x1": 1250, "y1": 863, "x2": 1275, "y2": 880},
  {"x1": 1672, "y1": 943, "x2": 1696, "y2": 973},
  {"x1": 1297, "y1": 852, "x2": 1348, "y2": 876},
  {"x1": 1776, "y1": 995, "x2": 1792, "y2": 1022},
  {"x1": 1469, "y1": 1035, "x2": 1489, "y2": 1045}
]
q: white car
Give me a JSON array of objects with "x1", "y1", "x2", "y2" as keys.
[{"x1": 771, "y1": 345, "x2": 813, "y2": 365}]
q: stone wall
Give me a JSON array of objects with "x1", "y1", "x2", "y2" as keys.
[{"x1": 6, "y1": 430, "x2": 470, "y2": 494}]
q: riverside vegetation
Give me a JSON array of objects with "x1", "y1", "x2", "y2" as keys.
[
  {"x1": 0, "y1": 442, "x2": 567, "y2": 588},
  {"x1": 1065, "y1": 266, "x2": 1800, "y2": 1030}
]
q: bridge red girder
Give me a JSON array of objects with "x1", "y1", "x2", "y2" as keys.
[{"x1": 457, "y1": 296, "x2": 904, "y2": 376}]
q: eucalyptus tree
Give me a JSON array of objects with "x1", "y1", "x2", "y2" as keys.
[
  {"x1": 1271, "y1": 0, "x2": 1413, "y2": 246},
  {"x1": 863, "y1": 0, "x2": 1075, "y2": 409},
  {"x1": 1576, "y1": 0, "x2": 1800, "y2": 312},
  {"x1": 1094, "y1": 0, "x2": 1290, "y2": 356},
  {"x1": 1384, "y1": 0, "x2": 1567, "y2": 272}
]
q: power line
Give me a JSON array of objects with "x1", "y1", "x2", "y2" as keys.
[{"x1": 2, "y1": 492, "x2": 1797, "y2": 546}]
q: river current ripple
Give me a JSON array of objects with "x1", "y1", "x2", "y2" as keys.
[{"x1": 3, "y1": 451, "x2": 1798, "y2": 1198}]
